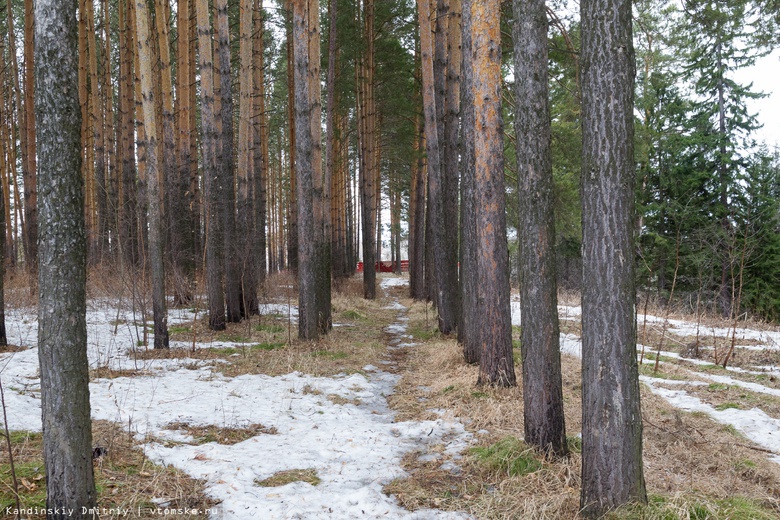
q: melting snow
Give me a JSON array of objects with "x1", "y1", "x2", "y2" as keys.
[{"x1": 0, "y1": 276, "x2": 472, "y2": 519}]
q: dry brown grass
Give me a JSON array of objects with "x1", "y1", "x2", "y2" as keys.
[
  {"x1": 254, "y1": 468, "x2": 321, "y2": 488},
  {"x1": 0, "y1": 420, "x2": 216, "y2": 519},
  {"x1": 384, "y1": 296, "x2": 780, "y2": 519},
  {"x1": 161, "y1": 422, "x2": 277, "y2": 445},
  {"x1": 129, "y1": 283, "x2": 400, "y2": 380}
]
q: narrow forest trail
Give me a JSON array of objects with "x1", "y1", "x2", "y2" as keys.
[{"x1": 0, "y1": 275, "x2": 476, "y2": 519}]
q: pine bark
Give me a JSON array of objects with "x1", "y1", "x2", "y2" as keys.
[
  {"x1": 35, "y1": 0, "x2": 97, "y2": 512},
  {"x1": 23, "y1": 0, "x2": 36, "y2": 267},
  {"x1": 409, "y1": 99, "x2": 426, "y2": 300},
  {"x1": 237, "y1": 0, "x2": 256, "y2": 316},
  {"x1": 326, "y1": 0, "x2": 343, "y2": 281},
  {"x1": 172, "y1": 0, "x2": 195, "y2": 304},
  {"x1": 459, "y1": 0, "x2": 478, "y2": 363},
  {"x1": 102, "y1": 0, "x2": 118, "y2": 260},
  {"x1": 286, "y1": 0, "x2": 298, "y2": 272},
  {"x1": 293, "y1": 0, "x2": 320, "y2": 339},
  {"x1": 0, "y1": 122, "x2": 6, "y2": 345},
  {"x1": 426, "y1": 0, "x2": 459, "y2": 333},
  {"x1": 472, "y1": 0, "x2": 515, "y2": 388},
  {"x1": 312, "y1": 0, "x2": 331, "y2": 331},
  {"x1": 514, "y1": 0, "x2": 567, "y2": 455},
  {"x1": 253, "y1": 0, "x2": 268, "y2": 288},
  {"x1": 153, "y1": 0, "x2": 180, "y2": 304},
  {"x1": 196, "y1": 0, "x2": 226, "y2": 330},
  {"x1": 119, "y1": 0, "x2": 138, "y2": 266},
  {"x1": 136, "y1": 0, "x2": 170, "y2": 349},
  {"x1": 213, "y1": 0, "x2": 241, "y2": 323},
  {"x1": 418, "y1": 0, "x2": 440, "y2": 307},
  {"x1": 441, "y1": 0, "x2": 461, "y2": 332},
  {"x1": 359, "y1": 0, "x2": 377, "y2": 300},
  {"x1": 580, "y1": 0, "x2": 646, "y2": 513},
  {"x1": 85, "y1": 0, "x2": 101, "y2": 262}
]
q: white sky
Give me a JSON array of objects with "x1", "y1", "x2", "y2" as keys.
[{"x1": 735, "y1": 49, "x2": 780, "y2": 151}]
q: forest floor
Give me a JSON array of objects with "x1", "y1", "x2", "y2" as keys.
[{"x1": 2, "y1": 273, "x2": 780, "y2": 518}]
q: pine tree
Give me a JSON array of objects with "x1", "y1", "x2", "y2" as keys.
[
  {"x1": 36, "y1": 0, "x2": 97, "y2": 511},
  {"x1": 136, "y1": 0, "x2": 169, "y2": 349},
  {"x1": 579, "y1": 0, "x2": 647, "y2": 513},
  {"x1": 196, "y1": 0, "x2": 226, "y2": 331},
  {"x1": 470, "y1": 0, "x2": 515, "y2": 388},
  {"x1": 513, "y1": 0, "x2": 567, "y2": 456}
]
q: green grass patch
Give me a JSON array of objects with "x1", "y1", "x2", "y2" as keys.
[
  {"x1": 606, "y1": 494, "x2": 778, "y2": 520},
  {"x1": 566, "y1": 436, "x2": 582, "y2": 454},
  {"x1": 708, "y1": 383, "x2": 730, "y2": 391},
  {"x1": 442, "y1": 385, "x2": 455, "y2": 394},
  {"x1": 212, "y1": 346, "x2": 240, "y2": 355},
  {"x1": 341, "y1": 310, "x2": 367, "y2": 320},
  {"x1": 255, "y1": 468, "x2": 321, "y2": 487},
  {"x1": 715, "y1": 402, "x2": 742, "y2": 411},
  {"x1": 733, "y1": 458, "x2": 757, "y2": 472},
  {"x1": 255, "y1": 324, "x2": 285, "y2": 334},
  {"x1": 0, "y1": 460, "x2": 47, "y2": 510},
  {"x1": 169, "y1": 325, "x2": 192, "y2": 334},
  {"x1": 719, "y1": 424, "x2": 743, "y2": 437},
  {"x1": 638, "y1": 364, "x2": 684, "y2": 380},
  {"x1": 470, "y1": 437, "x2": 543, "y2": 477},
  {"x1": 470, "y1": 391, "x2": 489, "y2": 399},
  {"x1": 643, "y1": 352, "x2": 677, "y2": 363},
  {"x1": 409, "y1": 325, "x2": 439, "y2": 342}
]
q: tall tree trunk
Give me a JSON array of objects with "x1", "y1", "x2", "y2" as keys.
[
  {"x1": 580, "y1": 0, "x2": 646, "y2": 513},
  {"x1": 196, "y1": 0, "x2": 226, "y2": 330},
  {"x1": 459, "y1": 0, "x2": 478, "y2": 362},
  {"x1": 0, "y1": 166, "x2": 5, "y2": 345},
  {"x1": 136, "y1": 0, "x2": 170, "y2": 349},
  {"x1": 119, "y1": 0, "x2": 138, "y2": 267},
  {"x1": 326, "y1": 0, "x2": 344, "y2": 281},
  {"x1": 293, "y1": 0, "x2": 323, "y2": 339},
  {"x1": 426, "y1": 0, "x2": 459, "y2": 333},
  {"x1": 23, "y1": 0, "x2": 36, "y2": 267},
  {"x1": 214, "y1": 0, "x2": 241, "y2": 323},
  {"x1": 418, "y1": 0, "x2": 440, "y2": 307},
  {"x1": 173, "y1": 0, "x2": 195, "y2": 304},
  {"x1": 313, "y1": 0, "x2": 331, "y2": 331},
  {"x1": 441, "y1": 0, "x2": 461, "y2": 332},
  {"x1": 286, "y1": 0, "x2": 299, "y2": 272},
  {"x1": 93, "y1": 0, "x2": 109, "y2": 261},
  {"x1": 360, "y1": 0, "x2": 377, "y2": 300},
  {"x1": 409, "y1": 44, "x2": 425, "y2": 298},
  {"x1": 189, "y1": 1, "x2": 202, "y2": 263},
  {"x1": 84, "y1": 1, "x2": 100, "y2": 264},
  {"x1": 237, "y1": 0, "x2": 256, "y2": 316},
  {"x1": 6, "y1": 0, "x2": 33, "y2": 269},
  {"x1": 514, "y1": 0, "x2": 567, "y2": 455},
  {"x1": 471, "y1": 0, "x2": 515, "y2": 388},
  {"x1": 133, "y1": 0, "x2": 149, "y2": 272},
  {"x1": 253, "y1": 0, "x2": 268, "y2": 291},
  {"x1": 35, "y1": 0, "x2": 97, "y2": 512},
  {"x1": 410, "y1": 110, "x2": 426, "y2": 300},
  {"x1": 103, "y1": 0, "x2": 118, "y2": 261},
  {"x1": 86, "y1": 0, "x2": 103, "y2": 263},
  {"x1": 716, "y1": 44, "x2": 732, "y2": 319},
  {"x1": 153, "y1": 0, "x2": 181, "y2": 303}
]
